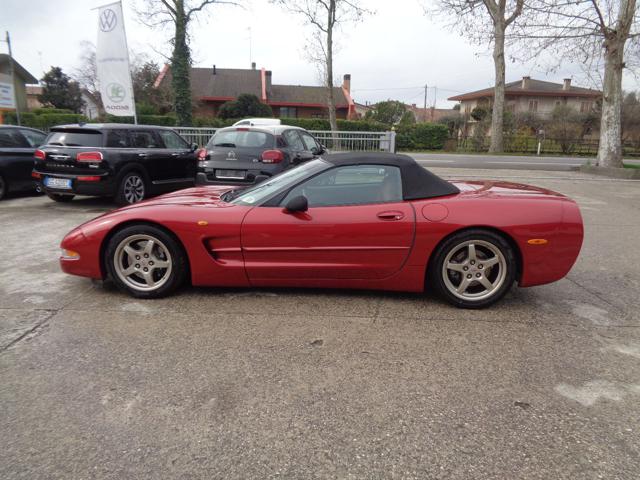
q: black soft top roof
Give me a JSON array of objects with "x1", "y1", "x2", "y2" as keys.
[{"x1": 322, "y1": 152, "x2": 460, "y2": 200}]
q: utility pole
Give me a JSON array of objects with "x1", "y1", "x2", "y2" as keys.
[
  {"x1": 3, "y1": 31, "x2": 21, "y2": 125},
  {"x1": 423, "y1": 83, "x2": 428, "y2": 122}
]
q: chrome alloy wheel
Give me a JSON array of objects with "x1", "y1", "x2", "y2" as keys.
[
  {"x1": 441, "y1": 239, "x2": 507, "y2": 301},
  {"x1": 114, "y1": 234, "x2": 172, "y2": 292},
  {"x1": 123, "y1": 175, "x2": 145, "y2": 204}
]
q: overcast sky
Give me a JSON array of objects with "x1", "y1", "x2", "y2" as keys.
[{"x1": 2, "y1": 0, "x2": 638, "y2": 108}]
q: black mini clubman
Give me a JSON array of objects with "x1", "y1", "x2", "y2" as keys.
[{"x1": 33, "y1": 124, "x2": 198, "y2": 205}]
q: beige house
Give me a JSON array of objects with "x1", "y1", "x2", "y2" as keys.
[{"x1": 449, "y1": 77, "x2": 602, "y2": 133}]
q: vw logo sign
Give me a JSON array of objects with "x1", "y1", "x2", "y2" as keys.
[
  {"x1": 107, "y1": 83, "x2": 126, "y2": 103},
  {"x1": 99, "y1": 8, "x2": 117, "y2": 32},
  {"x1": 227, "y1": 151, "x2": 236, "y2": 160}
]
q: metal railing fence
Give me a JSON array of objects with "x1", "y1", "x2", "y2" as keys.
[{"x1": 174, "y1": 127, "x2": 396, "y2": 153}]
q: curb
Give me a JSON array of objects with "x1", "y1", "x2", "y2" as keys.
[{"x1": 575, "y1": 165, "x2": 640, "y2": 180}]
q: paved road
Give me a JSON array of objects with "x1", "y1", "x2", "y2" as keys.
[
  {"x1": 1, "y1": 170, "x2": 639, "y2": 479},
  {"x1": 410, "y1": 152, "x2": 640, "y2": 171}
]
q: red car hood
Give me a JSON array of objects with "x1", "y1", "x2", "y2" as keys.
[
  {"x1": 118, "y1": 185, "x2": 240, "y2": 210},
  {"x1": 450, "y1": 180, "x2": 566, "y2": 199}
]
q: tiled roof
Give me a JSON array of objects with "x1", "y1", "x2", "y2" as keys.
[
  {"x1": 449, "y1": 78, "x2": 601, "y2": 101},
  {"x1": 269, "y1": 84, "x2": 348, "y2": 106},
  {"x1": 188, "y1": 67, "x2": 262, "y2": 99}
]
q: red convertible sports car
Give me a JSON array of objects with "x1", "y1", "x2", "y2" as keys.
[{"x1": 59, "y1": 153, "x2": 583, "y2": 308}]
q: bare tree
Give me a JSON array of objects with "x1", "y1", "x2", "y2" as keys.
[
  {"x1": 273, "y1": 0, "x2": 369, "y2": 131},
  {"x1": 74, "y1": 41, "x2": 100, "y2": 99},
  {"x1": 513, "y1": 1, "x2": 639, "y2": 168},
  {"x1": 433, "y1": 1, "x2": 525, "y2": 153},
  {"x1": 136, "y1": 0, "x2": 239, "y2": 125}
]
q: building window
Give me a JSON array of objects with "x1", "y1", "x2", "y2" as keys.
[
  {"x1": 528, "y1": 100, "x2": 538, "y2": 112},
  {"x1": 280, "y1": 107, "x2": 297, "y2": 118},
  {"x1": 580, "y1": 101, "x2": 593, "y2": 113}
]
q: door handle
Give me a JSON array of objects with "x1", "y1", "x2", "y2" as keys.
[
  {"x1": 138, "y1": 153, "x2": 148, "y2": 157},
  {"x1": 377, "y1": 211, "x2": 404, "y2": 221},
  {"x1": 171, "y1": 153, "x2": 180, "y2": 157}
]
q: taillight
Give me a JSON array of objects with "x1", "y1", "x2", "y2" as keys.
[
  {"x1": 76, "y1": 151, "x2": 103, "y2": 163},
  {"x1": 236, "y1": 127, "x2": 249, "y2": 131},
  {"x1": 31, "y1": 171, "x2": 42, "y2": 179},
  {"x1": 34, "y1": 149, "x2": 46, "y2": 160},
  {"x1": 77, "y1": 176, "x2": 101, "y2": 182},
  {"x1": 261, "y1": 150, "x2": 284, "y2": 164},
  {"x1": 197, "y1": 148, "x2": 208, "y2": 162}
]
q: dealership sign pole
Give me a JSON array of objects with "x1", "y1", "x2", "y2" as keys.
[{"x1": 96, "y1": 1, "x2": 137, "y2": 123}]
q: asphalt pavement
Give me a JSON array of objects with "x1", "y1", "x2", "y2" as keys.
[
  {"x1": 1, "y1": 168, "x2": 639, "y2": 479},
  {"x1": 409, "y1": 152, "x2": 640, "y2": 171}
]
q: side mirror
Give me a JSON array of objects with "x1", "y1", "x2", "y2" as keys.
[
  {"x1": 253, "y1": 174, "x2": 269, "y2": 185},
  {"x1": 190, "y1": 143, "x2": 199, "y2": 152},
  {"x1": 294, "y1": 151, "x2": 315, "y2": 164},
  {"x1": 312, "y1": 144, "x2": 326, "y2": 155},
  {"x1": 284, "y1": 195, "x2": 308, "y2": 213}
]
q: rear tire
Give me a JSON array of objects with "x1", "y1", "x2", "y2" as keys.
[
  {"x1": 47, "y1": 192, "x2": 74, "y2": 202},
  {"x1": 105, "y1": 224, "x2": 188, "y2": 299},
  {"x1": 428, "y1": 229, "x2": 516, "y2": 309},
  {"x1": 115, "y1": 171, "x2": 146, "y2": 206}
]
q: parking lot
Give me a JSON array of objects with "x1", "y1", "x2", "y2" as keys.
[{"x1": 1, "y1": 167, "x2": 639, "y2": 479}]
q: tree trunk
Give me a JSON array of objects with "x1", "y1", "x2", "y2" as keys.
[
  {"x1": 489, "y1": 23, "x2": 505, "y2": 153},
  {"x1": 172, "y1": 1, "x2": 193, "y2": 126},
  {"x1": 326, "y1": 0, "x2": 338, "y2": 132},
  {"x1": 597, "y1": 39, "x2": 625, "y2": 168}
]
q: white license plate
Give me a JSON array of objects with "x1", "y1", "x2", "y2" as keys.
[
  {"x1": 216, "y1": 170, "x2": 246, "y2": 179},
  {"x1": 45, "y1": 177, "x2": 72, "y2": 189}
]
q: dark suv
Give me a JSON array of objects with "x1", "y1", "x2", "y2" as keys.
[
  {"x1": 33, "y1": 124, "x2": 198, "y2": 205},
  {"x1": 196, "y1": 125, "x2": 325, "y2": 185},
  {"x1": 0, "y1": 125, "x2": 47, "y2": 200}
]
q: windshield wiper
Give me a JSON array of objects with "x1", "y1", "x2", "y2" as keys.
[{"x1": 214, "y1": 142, "x2": 236, "y2": 147}]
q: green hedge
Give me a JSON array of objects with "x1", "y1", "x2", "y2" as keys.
[
  {"x1": 278, "y1": 117, "x2": 387, "y2": 132},
  {"x1": 396, "y1": 123, "x2": 449, "y2": 150},
  {"x1": 3, "y1": 112, "x2": 88, "y2": 131}
]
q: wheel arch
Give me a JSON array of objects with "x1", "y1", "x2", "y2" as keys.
[
  {"x1": 99, "y1": 219, "x2": 191, "y2": 283},
  {"x1": 425, "y1": 225, "x2": 523, "y2": 289}
]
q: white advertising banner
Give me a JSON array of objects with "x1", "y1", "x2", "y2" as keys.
[
  {"x1": 0, "y1": 74, "x2": 16, "y2": 109},
  {"x1": 96, "y1": 1, "x2": 136, "y2": 117}
]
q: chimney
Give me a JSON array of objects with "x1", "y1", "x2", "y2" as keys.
[
  {"x1": 342, "y1": 74, "x2": 351, "y2": 94},
  {"x1": 265, "y1": 70, "x2": 272, "y2": 96},
  {"x1": 251, "y1": 62, "x2": 256, "y2": 70},
  {"x1": 212, "y1": 65, "x2": 217, "y2": 75},
  {"x1": 521, "y1": 76, "x2": 530, "y2": 89},
  {"x1": 563, "y1": 78, "x2": 571, "y2": 90},
  {"x1": 411, "y1": 103, "x2": 417, "y2": 108}
]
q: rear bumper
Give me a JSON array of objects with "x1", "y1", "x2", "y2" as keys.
[
  {"x1": 34, "y1": 170, "x2": 115, "y2": 196},
  {"x1": 196, "y1": 170, "x2": 273, "y2": 186}
]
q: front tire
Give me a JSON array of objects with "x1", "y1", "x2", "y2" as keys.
[
  {"x1": 47, "y1": 192, "x2": 75, "y2": 202},
  {"x1": 105, "y1": 224, "x2": 188, "y2": 299},
  {"x1": 115, "y1": 171, "x2": 146, "y2": 206},
  {"x1": 429, "y1": 229, "x2": 516, "y2": 309}
]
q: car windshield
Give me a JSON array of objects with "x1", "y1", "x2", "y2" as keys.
[
  {"x1": 46, "y1": 131, "x2": 103, "y2": 147},
  {"x1": 207, "y1": 130, "x2": 274, "y2": 149},
  {"x1": 229, "y1": 159, "x2": 329, "y2": 206}
]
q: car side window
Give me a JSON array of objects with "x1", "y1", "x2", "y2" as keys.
[
  {"x1": 281, "y1": 165, "x2": 403, "y2": 207},
  {"x1": 19, "y1": 129, "x2": 46, "y2": 147},
  {"x1": 106, "y1": 130, "x2": 130, "y2": 148},
  {"x1": 299, "y1": 132, "x2": 320, "y2": 152},
  {"x1": 0, "y1": 129, "x2": 29, "y2": 148},
  {"x1": 159, "y1": 130, "x2": 189, "y2": 149},
  {"x1": 130, "y1": 131, "x2": 160, "y2": 148},
  {"x1": 282, "y1": 130, "x2": 304, "y2": 150}
]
